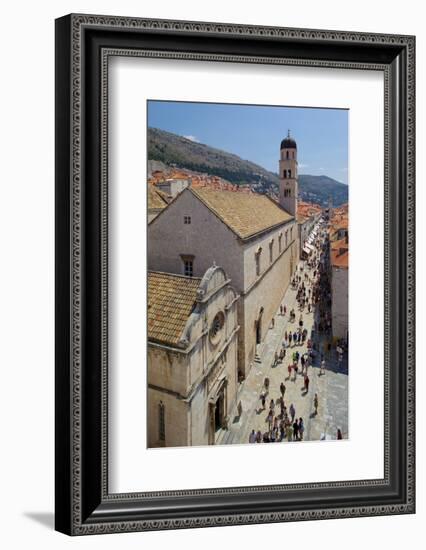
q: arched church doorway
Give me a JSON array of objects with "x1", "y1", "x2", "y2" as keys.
[{"x1": 208, "y1": 379, "x2": 228, "y2": 444}]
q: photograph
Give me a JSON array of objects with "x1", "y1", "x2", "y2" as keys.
[
  {"x1": 147, "y1": 101, "x2": 349, "y2": 448},
  {"x1": 52, "y1": 10, "x2": 415, "y2": 536}
]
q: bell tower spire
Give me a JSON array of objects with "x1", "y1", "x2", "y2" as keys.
[{"x1": 278, "y1": 130, "x2": 298, "y2": 216}]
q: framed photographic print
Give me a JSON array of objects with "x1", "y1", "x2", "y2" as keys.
[{"x1": 55, "y1": 14, "x2": 415, "y2": 535}]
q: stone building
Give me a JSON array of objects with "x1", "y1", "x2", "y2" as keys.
[
  {"x1": 147, "y1": 265, "x2": 239, "y2": 447},
  {"x1": 148, "y1": 135, "x2": 299, "y2": 380},
  {"x1": 155, "y1": 176, "x2": 190, "y2": 199},
  {"x1": 330, "y1": 230, "x2": 349, "y2": 341}
]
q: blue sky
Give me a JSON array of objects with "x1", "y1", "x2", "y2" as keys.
[{"x1": 148, "y1": 101, "x2": 349, "y2": 185}]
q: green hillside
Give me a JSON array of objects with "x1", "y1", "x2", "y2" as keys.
[{"x1": 147, "y1": 127, "x2": 348, "y2": 207}]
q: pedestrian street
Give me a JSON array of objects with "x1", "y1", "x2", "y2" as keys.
[{"x1": 219, "y1": 237, "x2": 348, "y2": 446}]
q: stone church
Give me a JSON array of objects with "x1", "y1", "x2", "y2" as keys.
[
  {"x1": 147, "y1": 265, "x2": 239, "y2": 447},
  {"x1": 148, "y1": 134, "x2": 299, "y2": 384}
]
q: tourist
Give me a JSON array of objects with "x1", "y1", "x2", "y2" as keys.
[
  {"x1": 293, "y1": 332, "x2": 297, "y2": 346},
  {"x1": 299, "y1": 418, "x2": 305, "y2": 441},
  {"x1": 293, "y1": 419, "x2": 299, "y2": 441},
  {"x1": 249, "y1": 430, "x2": 256, "y2": 443},
  {"x1": 273, "y1": 351, "x2": 279, "y2": 367},
  {"x1": 280, "y1": 382, "x2": 286, "y2": 398},
  {"x1": 260, "y1": 392, "x2": 266, "y2": 410},
  {"x1": 337, "y1": 428, "x2": 343, "y2": 440},
  {"x1": 283, "y1": 305, "x2": 287, "y2": 316},
  {"x1": 304, "y1": 374, "x2": 310, "y2": 393},
  {"x1": 320, "y1": 359, "x2": 326, "y2": 376},
  {"x1": 314, "y1": 393, "x2": 319, "y2": 415},
  {"x1": 287, "y1": 363, "x2": 292, "y2": 380},
  {"x1": 264, "y1": 376, "x2": 270, "y2": 392},
  {"x1": 289, "y1": 403, "x2": 296, "y2": 422},
  {"x1": 267, "y1": 410, "x2": 274, "y2": 431},
  {"x1": 256, "y1": 430, "x2": 262, "y2": 443}
]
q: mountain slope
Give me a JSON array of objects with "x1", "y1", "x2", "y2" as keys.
[
  {"x1": 148, "y1": 127, "x2": 278, "y2": 188},
  {"x1": 147, "y1": 127, "x2": 348, "y2": 206},
  {"x1": 297, "y1": 175, "x2": 349, "y2": 207}
]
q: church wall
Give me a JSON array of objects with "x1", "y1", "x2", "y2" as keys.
[
  {"x1": 148, "y1": 190, "x2": 244, "y2": 292},
  {"x1": 239, "y1": 233, "x2": 298, "y2": 376},
  {"x1": 242, "y1": 220, "x2": 297, "y2": 291},
  {"x1": 148, "y1": 346, "x2": 190, "y2": 397},
  {"x1": 185, "y1": 281, "x2": 239, "y2": 445},
  {"x1": 189, "y1": 333, "x2": 239, "y2": 446},
  {"x1": 147, "y1": 386, "x2": 189, "y2": 448},
  {"x1": 185, "y1": 285, "x2": 239, "y2": 393}
]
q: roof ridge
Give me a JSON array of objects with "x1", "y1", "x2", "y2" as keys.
[{"x1": 148, "y1": 270, "x2": 202, "y2": 281}]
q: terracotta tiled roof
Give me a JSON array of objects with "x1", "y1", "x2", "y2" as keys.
[
  {"x1": 148, "y1": 184, "x2": 169, "y2": 210},
  {"x1": 298, "y1": 201, "x2": 322, "y2": 218},
  {"x1": 148, "y1": 271, "x2": 201, "y2": 347},
  {"x1": 191, "y1": 188, "x2": 293, "y2": 239},
  {"x1": 331, "y1": 217, "x2": 349, "y2": 230},
  {"x1": 331, "y1": 247, "x2": 349, "y2": 268},
  {"x1": 331, "y1": 237, "x2": 348, "y2": 250}
]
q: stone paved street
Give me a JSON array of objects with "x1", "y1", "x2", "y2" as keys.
[{"x1": 219, "y1": 236, "x2": 348, "y2": 446}]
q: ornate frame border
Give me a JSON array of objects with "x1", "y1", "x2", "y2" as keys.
[{"x1": 55, "y1": 14, "x2": 415, "y2": 535}]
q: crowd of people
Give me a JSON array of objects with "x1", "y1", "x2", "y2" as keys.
[{"x1": 247, "y1": 223, "x2": 345, "y2": 443}]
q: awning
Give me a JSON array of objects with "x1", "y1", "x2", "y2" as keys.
[
  {"x1": 305, "y1": 243, "x2": 315, "y2": 251},
  {"x1": 303, "y1": 246, "x2": 312, "y2": 255}
]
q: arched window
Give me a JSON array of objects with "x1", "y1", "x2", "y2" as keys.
[
  {"x1": 283, "y1": 169, "x2": 287, "y2": 178},
  {"x1": 158, "y1": 401, "x2": 165, "y2": 441},
  {"x1": 269, "y1": 240, "x2": 274, "y2": 263},
  {"x1": 278, "y1": 233, "x2": 282, "y2": 253},
  {"x1": 292, "y1": 151, "x2": 295, "y2": 159},
  {"x1": 288, "y1": 169, "x2": 292, "y2": 178},
  {"x1": 286, "y1": 151, "x2": 289, "y2": 159}
]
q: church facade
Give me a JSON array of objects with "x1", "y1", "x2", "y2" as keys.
[
  {"x1": 148, "y1": 135, "x2": 300, "y2": 382},
  {"x1": 147, "y1": 265, "x2": 239, "y2": 447}
]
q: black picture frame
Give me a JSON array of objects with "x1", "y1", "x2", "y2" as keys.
[{"x1": 55, "y1": 14, "x2": 415, "y2": 535}]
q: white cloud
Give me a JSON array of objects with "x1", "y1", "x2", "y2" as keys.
[
  {"x1": 183, "y1": 135, "x2": 199, "y2": 142},
  {"x1": 298, "y1": 163, "x2": 309, "y2": 169}
]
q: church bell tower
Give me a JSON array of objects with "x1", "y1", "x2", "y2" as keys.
[{"x1": 279, "y1": 130, "x2": 298, "y2": 216}]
